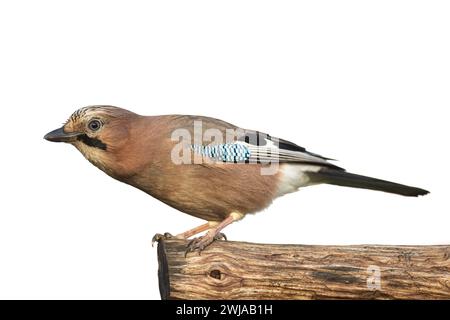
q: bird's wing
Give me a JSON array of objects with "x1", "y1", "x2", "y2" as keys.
[
  {"x1": 166, "y1": 115, "x2": 343, "y2": 170},
  {"x1": 191, "y1": 128, "x2": 343, "y2": 170}
]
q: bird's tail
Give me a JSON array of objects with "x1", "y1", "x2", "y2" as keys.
[{"x1": 306, "y1": 168, "x2": 429, "y2": 197}]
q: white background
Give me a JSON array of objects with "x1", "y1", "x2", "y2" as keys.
[{"x1": 0, "y1": 1, "x2": 448, "y2": 299}]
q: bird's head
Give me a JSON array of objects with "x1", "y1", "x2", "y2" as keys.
[{"x1": 44, "y1": 105, "x2": 138, "y2": 175}]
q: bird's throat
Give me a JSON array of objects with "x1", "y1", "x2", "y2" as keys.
[{"x1": 72, "y1": 138, "x2": 114, "y2": 176}]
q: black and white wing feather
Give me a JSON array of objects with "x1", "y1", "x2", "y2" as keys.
[{"x1": 191, "y1": 130, "x2": 343, "y2": 170}]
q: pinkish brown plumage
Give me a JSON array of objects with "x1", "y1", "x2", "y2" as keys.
[{"x1": 45, "y1": 105, "x2": 429, "y2": 253}]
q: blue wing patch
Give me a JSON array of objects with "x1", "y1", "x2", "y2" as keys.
[{"x1": 191, "y1": 144, "x2": 251, "y2": 163}]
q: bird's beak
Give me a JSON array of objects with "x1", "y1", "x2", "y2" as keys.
[{"x1": 44, "y1": 127, "x2": 82, "y2": 143}]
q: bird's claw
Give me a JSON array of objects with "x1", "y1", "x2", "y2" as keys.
[
  {"x1": 214, "y1": 232, "x2": 227, "y2": 241},
  {"x1": 185, "y1": 232, "x2": 227, "y2": 257},
  {"x1": 152, "y1": 232, "x2": 173, "y2": 247}
]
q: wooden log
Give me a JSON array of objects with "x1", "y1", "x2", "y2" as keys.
[{"x1": 157, "y1": 239, "x2": 450, "y2": 299}]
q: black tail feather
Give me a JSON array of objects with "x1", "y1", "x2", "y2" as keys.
[{"x1": 306, "y1": 169, "x2": 429, "y2": 197}]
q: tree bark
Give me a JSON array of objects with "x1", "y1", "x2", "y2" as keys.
[{"x1": 157, "y1": 239, "x2": 450, "y2": 300}]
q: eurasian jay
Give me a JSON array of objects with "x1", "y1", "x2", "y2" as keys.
[{"x1": 44, "y1": 106, "x2": 429, "y2": 253}]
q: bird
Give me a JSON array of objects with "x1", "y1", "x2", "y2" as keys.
[{"x1": 44, "y1": 105, "x2": 429, "y2": 254}]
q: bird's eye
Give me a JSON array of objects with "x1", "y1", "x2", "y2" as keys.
[{"x1": 88, "y1": 119, "x2": 102, "y2": 131}]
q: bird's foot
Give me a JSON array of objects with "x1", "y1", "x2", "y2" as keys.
[
  {"x1": 214, "y1": 232, "x2": 227, "y2": 241},
  {"x1": 185, "y1": 232, "x2": 227, "y2": 256},
  {"x1": 151, "y1": 232, "x2": 174, "y2": 247}
]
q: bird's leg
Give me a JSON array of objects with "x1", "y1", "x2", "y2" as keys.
[
  {"x1": 152, "y1": 222, "x2": 215, "y2": 246},
  {"x1": 185, "y1": 212, "x2": 243, "y2": 256},
  {"x1": 176, "y1": 221, "x2": 218, "y2": 239}
]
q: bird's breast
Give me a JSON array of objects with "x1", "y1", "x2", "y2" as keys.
[{"x1": 123, "y1": 161, "x2": 281, "y2": 221}]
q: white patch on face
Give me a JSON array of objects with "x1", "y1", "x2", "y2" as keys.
[
  {"x1": 276, "y1": 163, "x2": 322, "y2": 197},
  {"x1": 72, "y1": 140, "x2": 111, "y2": 174}
]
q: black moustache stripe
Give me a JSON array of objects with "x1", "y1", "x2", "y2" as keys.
[{"x1": 77, "y1": 134, "x2": 107, "y2": 150}]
